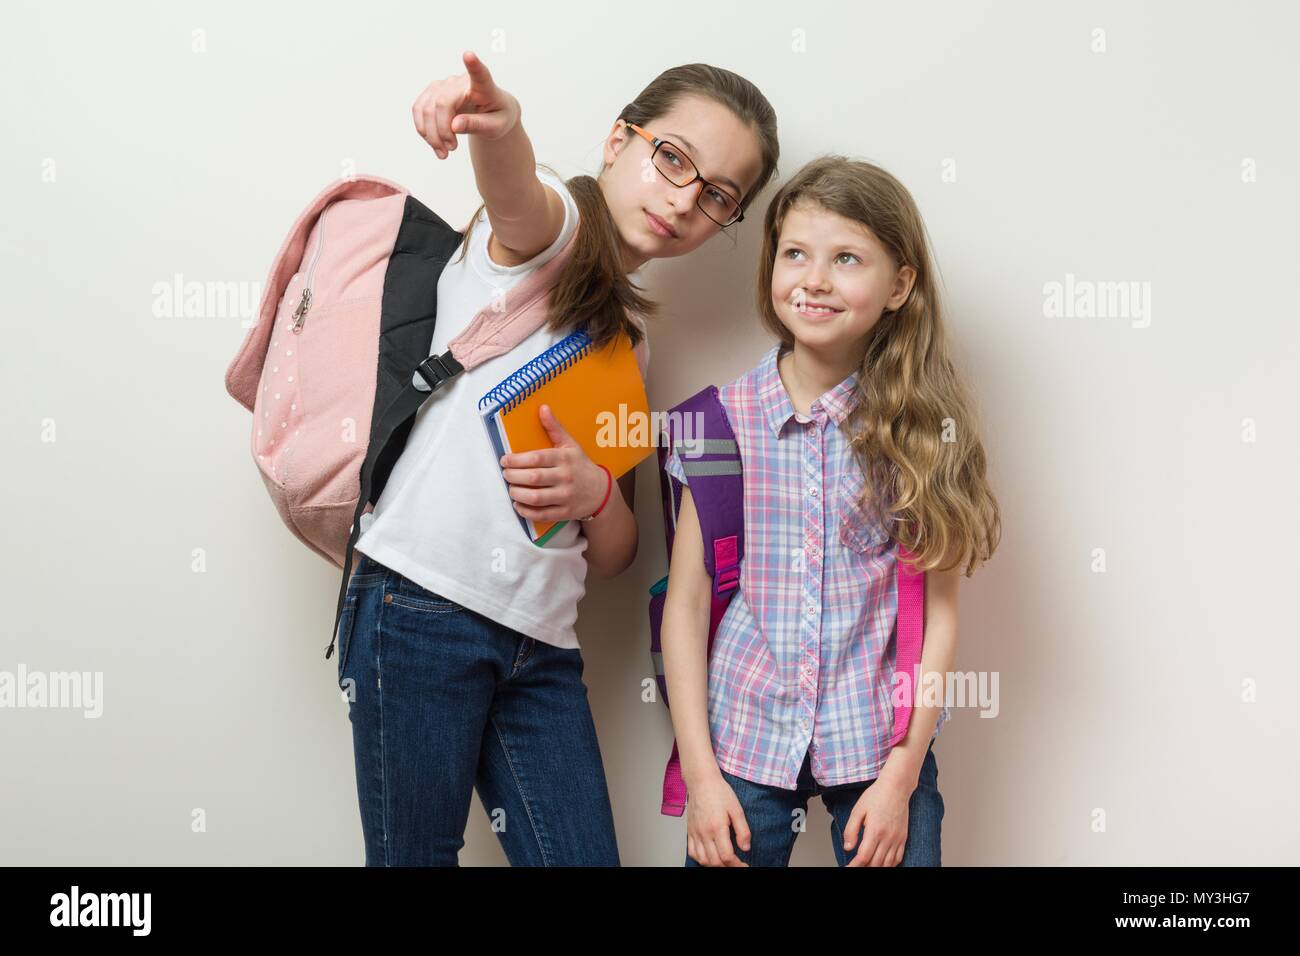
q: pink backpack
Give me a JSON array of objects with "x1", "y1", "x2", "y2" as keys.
[{"x1": 225, "y1": 174, "x2": 579, "y2": 658}]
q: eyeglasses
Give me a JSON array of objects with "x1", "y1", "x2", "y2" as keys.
[{"x1": 624, "y1": 122, "x2": 745, "y2": 227}]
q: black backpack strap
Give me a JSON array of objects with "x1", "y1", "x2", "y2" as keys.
[
  {"x1": 325, "y1": 195, "x2": 463, "y2": 660},
  {"x1": 325, "y1": 359, "x2": 461, "y2": 660}
]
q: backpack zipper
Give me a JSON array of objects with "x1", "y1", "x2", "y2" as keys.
[{"x1": 291, "y1": 204, "x2": 332, "y2": 334}]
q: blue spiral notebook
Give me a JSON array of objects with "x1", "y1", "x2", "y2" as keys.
[{"x1": 478, "y1": 328, "x2": 652, "y2": 546}]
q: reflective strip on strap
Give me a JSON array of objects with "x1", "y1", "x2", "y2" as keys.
[
  {"x1": 674, "y1": 438, "x2": 738, "y2": 457},
  {"x1": 681, "y1": 459, "x2": 742, "y2": 477}
]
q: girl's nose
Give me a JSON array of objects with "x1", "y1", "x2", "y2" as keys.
[
  {"x1": 667, "y1": 180, "x2": 703, "y2": 216},
  {"x1": 803, "y1": 266, "x2": 831, "y2": 292}
]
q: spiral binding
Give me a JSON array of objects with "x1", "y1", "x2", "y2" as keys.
[{"x1": 477, "y1": 329, "x2": 594, "y2": 415}]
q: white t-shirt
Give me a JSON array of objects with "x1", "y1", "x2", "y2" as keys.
[{"x1": 354, "y1": 165, "x2": 649, "y2": 649}]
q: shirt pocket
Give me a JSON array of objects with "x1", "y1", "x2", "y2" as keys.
[{"x1": 836, "y1": 469, "x2": 891, "y2": 556}]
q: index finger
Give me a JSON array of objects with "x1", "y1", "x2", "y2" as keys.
[{"x1": 462, "y1": 50, "x2": 496, "y2": 91}]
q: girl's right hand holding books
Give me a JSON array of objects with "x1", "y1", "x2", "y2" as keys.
[
  {"x1": 686, "y1": 770, "x2": 752, "y2": 866},
  {"x1": 411, "y1": 50, "x2": 521, "y2": 159}
]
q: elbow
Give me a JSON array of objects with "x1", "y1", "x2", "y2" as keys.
[
  {"x1": 584, "y1": 517, "x2": 638, "y2": 579},
  {"x1": 591, "y1": 542, "x2": 637, "y2": 580},
  {"x1": 585, "y1": 541, "x2": 634, "y2": 580}
]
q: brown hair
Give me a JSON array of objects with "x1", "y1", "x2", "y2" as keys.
[
  {"x1": 458, "y1": 64, "x2": 780, "y2": 352},
  {"x1": 756, "y1": 156, "x2": 1001, "y2": 576}
]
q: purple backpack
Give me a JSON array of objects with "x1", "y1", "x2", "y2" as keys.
[{"x1": 647, "y1": 385, "x2": 927, "y2": 817}]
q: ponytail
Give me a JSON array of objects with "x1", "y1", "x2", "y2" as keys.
[{"x1": 547, "y1": 173, "x2": 653, "y2": 351}]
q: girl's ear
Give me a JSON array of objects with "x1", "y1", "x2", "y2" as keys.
[
  {"x1": 602, "y1": 119, "x2": 632, "y2": 167},
  {"x1": 888, "y1": 264, "x2": 918, "y2": 311}
]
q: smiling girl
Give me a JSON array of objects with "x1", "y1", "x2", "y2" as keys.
[{"x1": 660, "y1": 156, "x2": 1000, "y2": 867}]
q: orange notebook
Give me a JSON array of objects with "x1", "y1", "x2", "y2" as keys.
[{"x1": 478, "y1": 328, "x2": 654, "y2": 545}]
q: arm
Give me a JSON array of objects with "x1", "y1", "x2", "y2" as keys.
[
  {"x1": 662, "y1": 485, "x2": 752, "y2": 866},
  {"x1": 581, "y1": 470, "x2": 638, "y2": 579},
  {"x1": 470, "y1": 125, "x2": 566, "y2": 263},
  {"x1": 659, "y1": 485, "x2": 717, "y2": 785},
  {"x1": 411, "y1": 50, "x2": 564, "y2": 261}
]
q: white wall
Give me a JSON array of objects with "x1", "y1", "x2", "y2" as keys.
[{"x1": 3, "y1": 0, "x2": 1297, "y2": 866}]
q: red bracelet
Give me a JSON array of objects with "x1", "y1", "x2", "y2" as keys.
[{"x1": 579, "y1": 464, "x2": 613, "y2": 522}]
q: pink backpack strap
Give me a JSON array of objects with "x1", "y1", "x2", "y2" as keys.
[
  {"x1": 408, "y1": 225, "x2": 581, "y2": 393},
  {"x1": 662, "y1": 743, "x2": 687, "y2": 817},
  {"x1": 887, "y1": 543, "x2": 925, "y2": 747},
  {"x1": 447, "y1": 228, "x2": 579, "y2": 367}
]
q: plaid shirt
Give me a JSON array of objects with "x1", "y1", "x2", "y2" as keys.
[{"x1": 665, "y1": 345, "x2": 949, "y2": 788}]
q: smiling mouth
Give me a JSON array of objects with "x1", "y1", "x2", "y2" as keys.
[{"x1": 794, "y1": 303, "x2": 843, "y2": 317}]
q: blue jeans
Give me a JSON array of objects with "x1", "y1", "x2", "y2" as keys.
[
  {"x1": 685, "y1": 741, "x2": 944, "y2": 867},
  {"x1": 335, "y1": 553, "x2": 620, "y2": 866}
]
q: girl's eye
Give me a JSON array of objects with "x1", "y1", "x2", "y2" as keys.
[
  {"x1": 704, "y1": 187, "x2": 728, "y2": 208},
  {"x1": 779, "y1": 249, "x2": 858, "y2": 264},
  {"x1": 660, "y1": 147, "x2": 684, "y2": 168}
]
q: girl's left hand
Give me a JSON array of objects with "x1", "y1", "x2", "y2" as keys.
[
  {"x1": 499, "y1": 405, "x2": 608, "y2": 522},
  {"x1": 842, "y1": 779, "x2": 912, "y2": 867}
]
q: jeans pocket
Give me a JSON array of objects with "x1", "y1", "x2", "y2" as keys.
[
  {"x1": 335, "y1": 594, "x2": 359, "y2": 691},
  {"x1": 386, "y1": 577, "x2": 464, "y2": 614}
]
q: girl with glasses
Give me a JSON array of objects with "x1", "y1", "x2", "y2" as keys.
[{"x1": 341, "y1": 51, "x2": 780, "y2": 866}]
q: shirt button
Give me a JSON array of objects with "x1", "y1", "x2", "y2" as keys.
[
  {"x1": 806, "y1": 605, "x2": 815, "y2": 616},
  {"x1": 809, "y1": 486, "x2": 818, "y2": 496}
]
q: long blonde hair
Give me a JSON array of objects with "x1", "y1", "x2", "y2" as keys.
[{"x1": 757, "y1": 156, "x2": 1000, "y2": 576}]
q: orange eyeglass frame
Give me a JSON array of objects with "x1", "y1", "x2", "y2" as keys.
[{"x1": 623, "y1": 122, "x2": 745, "y2": 226}]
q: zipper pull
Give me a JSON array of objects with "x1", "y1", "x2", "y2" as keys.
[{"x1": 291, "y1": 287, "x2": 312, "y2": 333}]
